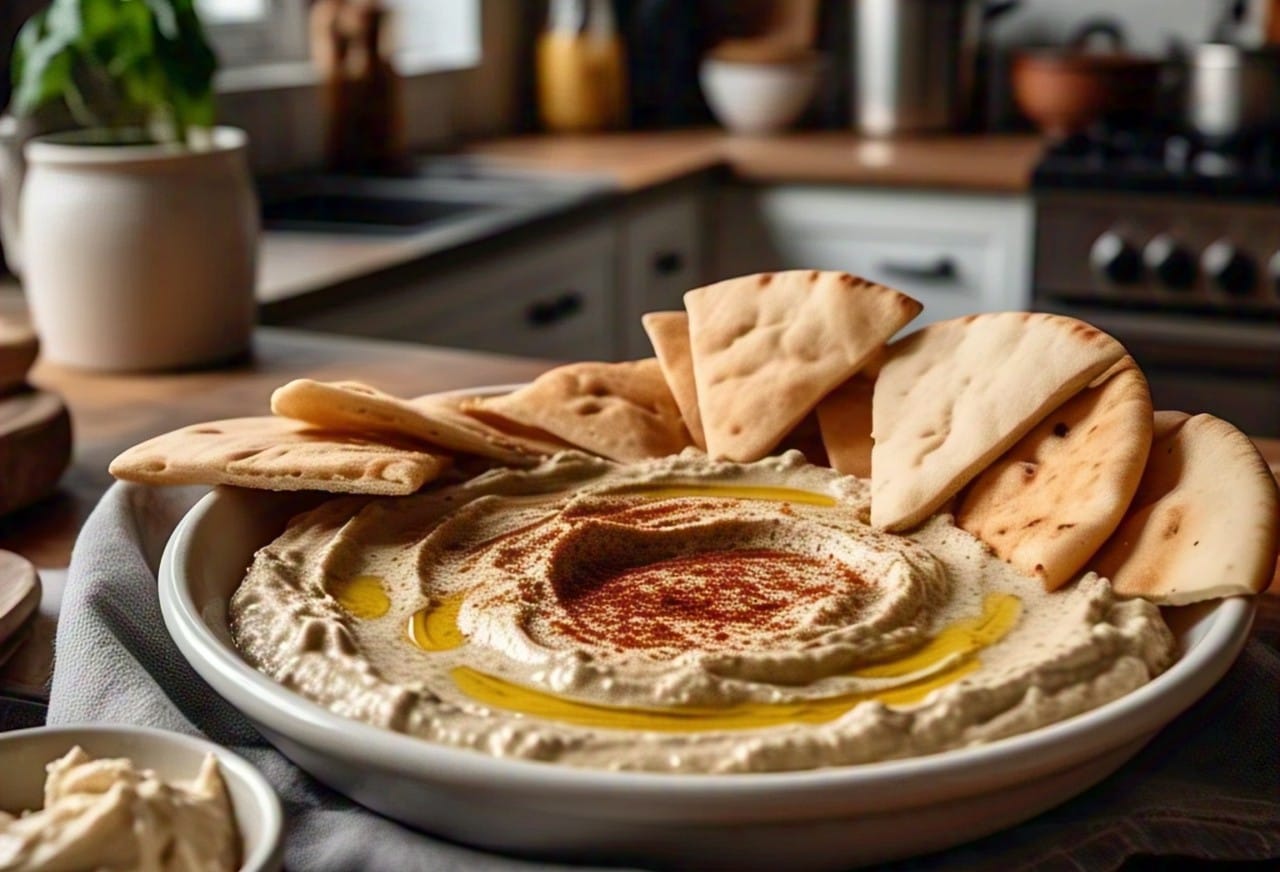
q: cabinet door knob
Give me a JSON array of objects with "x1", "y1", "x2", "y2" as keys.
[
  {"x1": 877, "y1": 257, "x2": 959, "y2": 282},
  {"x1": 653, "y1": 251, "x2": 685, "y2": 275},
  {"x1": 526, "y1": 292, "x2": 585, "y2": 328}
]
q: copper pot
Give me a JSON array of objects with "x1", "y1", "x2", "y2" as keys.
[{"x1": 1012, "y1": 21, "x2": 1163, "y2": 138}]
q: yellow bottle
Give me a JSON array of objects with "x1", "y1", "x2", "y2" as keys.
[{"x1": 537, "y1": 0, "x2": 627, "y2": 133}]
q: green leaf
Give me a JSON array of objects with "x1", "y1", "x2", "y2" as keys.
[
  {"x1": 11, "y1": 9, "x2": 48, "y2": 87},
  {"x1": 9, "y1": 0, "x2": 219, "y2": 142},
  {"x1": 43, "y1": 0, "x2": 82, "y2": 42},
  {"x1": 142, "y1": 0, "x2": 180, "y2": 41},
  {"x1": 11, "y1": 24, "x2": 77, "y2": 118}
]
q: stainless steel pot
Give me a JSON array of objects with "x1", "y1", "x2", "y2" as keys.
[
  {"x1": 852, "y1": 0, "x2": 1018, "y2": 136},
  {"x1": 1184, "y1": 43, "x2": 1280, "y2": 142}
]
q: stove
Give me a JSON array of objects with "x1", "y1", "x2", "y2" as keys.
[{"x1": 1030, "y1": 126, "x2": 1280, "y2": 437}]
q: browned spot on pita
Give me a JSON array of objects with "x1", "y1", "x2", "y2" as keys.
[{"x1": 953, "y1": 357, "x2": 1152, "y2": 590}]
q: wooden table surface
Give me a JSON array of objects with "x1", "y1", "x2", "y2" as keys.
[
  {"x1": 0, "y1": 328, "x2": 558, "y2": 568},
  {"x1": 1, "y1": 327, "x2": 1276, "y2": 694}
]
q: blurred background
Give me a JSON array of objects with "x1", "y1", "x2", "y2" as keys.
[{"x1": 0, "y1": 0, "x2": 1276, "y2": 435}]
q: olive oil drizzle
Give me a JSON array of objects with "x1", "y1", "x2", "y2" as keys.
[
  {"x1": 330, "y1": 575, "x2": 391, "y2": 619},
  {"x1": 405, "y1": 592, "x2": 1021, "y2": 732},
  {"x1": 620, "y1": 483, "x2": 837, "y2": 507},
  {"x1": 408, "y1": 594, "x2": 466, "y2": 652}
]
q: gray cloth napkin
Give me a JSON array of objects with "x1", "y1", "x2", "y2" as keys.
[{"x1": 47, "y1": 483, "x2": 1280, "y2": 872}]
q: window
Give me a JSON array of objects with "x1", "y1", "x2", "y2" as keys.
[
  {"x1": 199, "y1": 0, "x2": 480, "y2": 79},
  {"x1": 198, "y1": 0, "x2": 308, "y2": 69},
  {"x1": 383, "y1": 0, "x2": 482, "y2": 73}
]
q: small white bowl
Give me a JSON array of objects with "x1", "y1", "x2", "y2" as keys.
[
  {"x1": 0, "y1": 725, "x2": 284, "y2": 872},
  {"x1": 700, "y1": 55, "x2": 821, "y2": 135}
]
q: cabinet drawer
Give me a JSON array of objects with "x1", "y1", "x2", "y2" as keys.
[
  {"x1": 425, "y1": 258, "x2": 615, "y2": 362},
  {"x1": 768, "y1": 228, "x2": 998, "y2": 326},
  {"x1": 620, "y1": 191, "x2": 706, "y2": 357},
  {"x1": 714, "y1": 186, "x2": 1033, "y2": 327},
  {"x1": 289, "y1": 223, "x2": 618, "y2": 361}
]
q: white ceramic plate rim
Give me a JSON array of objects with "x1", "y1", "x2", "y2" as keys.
[
  {"x1": 0, "y1": 723, "x2": 284, "y2": 871},
  {"x1": 158, "y1": 382, "x2": 1257, "y2": 812}
]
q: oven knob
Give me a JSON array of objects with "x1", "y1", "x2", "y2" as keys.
[
  {"x1": 1143, "y1": 235, "x2": 1196, "y2": 290},
  {"x1": 1090, "y1": 232, "x2": 1142, "y2": 285},
  {"x1": 1202, "y1": 242, "x2": 1257, "y2": 295}
]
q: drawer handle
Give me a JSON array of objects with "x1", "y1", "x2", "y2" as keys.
[
  {"x1": 653, "y1": 251, "x2": 685, "y2": 276},
  {"x1": 525, "y1": 292, "x2": 584, "y2": 328},
  {"x1": 877, "y1": 257, "x2": 959, "y2": 282}
]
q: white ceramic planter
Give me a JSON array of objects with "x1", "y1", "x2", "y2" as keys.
[{"x1": 19, "y1": 127, "x2": 258, "y2": 371}]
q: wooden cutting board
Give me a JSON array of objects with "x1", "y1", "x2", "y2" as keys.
[
  {"x1": 0, "y1": 389, "x2": 72, "y2": 517},
  {"x1": 0, "y1": 550, "x2": 40, "y2": 657}
]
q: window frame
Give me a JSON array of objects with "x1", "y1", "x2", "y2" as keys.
[
  {"x1": 203, "y1": 0, "x2": 482, "y2": 88},
  {"x1": 201, "y1": 0, "x2": 309, "y2": 69}
]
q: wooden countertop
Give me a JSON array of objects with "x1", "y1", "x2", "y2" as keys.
[
  {"x1": 466, "y1": 131, "x2": 1046, "y2": 195},
  {"x1": 0, "y1": 326, "x2": 1275, "y2": 695},
  {"x1": 0, "y1": 329, "x2": 556, "y2": 569}
]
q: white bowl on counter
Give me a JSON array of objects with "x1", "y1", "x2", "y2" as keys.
[
  {"x1": 0, "y1": 724, "x2": 284, "y2": 872},
  {"x1": 157, "y1": 477, "x2": 1255, "y2": 872},
  {"x1": 700, "y1": 52, "x2": 822, "y2": 135}
]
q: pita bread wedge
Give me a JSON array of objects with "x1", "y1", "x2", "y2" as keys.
[
  {"x1": 642, "y1": 311, "x2": 706, "y2": 449},
  {"x1": 1152, "y1": 410, "x2": 1191, "y2": 438},
  {"x1": 1091, "y1": 413, "x2": 1279, "y2": 604},
  {"x1": 684, "y1": 271, "x2": 922, "y2": 462},
  {"x1": 871, "y1": 312, "x2": 1127, "y2": 531},
  {"x1": 272, "y1": 379, "x2": 552, "y2": 466},
  {"x1": 816, "y1": 374, "x2": 876, "y2": 478},
  {"x1": 775, "y1": 412, "x2": 829, "y2": 467},
  {"x1": 470, "y1": 359, "x2": 692, "y2": 462},
  {"x1": 109, "y1": 417, "x2": 450, "y2": 494},
  {"x1": 955, "y1": 356, "x2": 1153, "y2": 590},
  {"x1": 413, "y1": 392, "x2": 573, "y2": 457}
]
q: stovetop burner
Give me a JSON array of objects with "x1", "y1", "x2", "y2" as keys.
[{"x1": 1032, "y1": 123, "x2": 1280, "y2": 199}]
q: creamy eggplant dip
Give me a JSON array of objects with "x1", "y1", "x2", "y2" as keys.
[{"x1": 228, "y1": 450, "x2": 1176, "y2": 773}]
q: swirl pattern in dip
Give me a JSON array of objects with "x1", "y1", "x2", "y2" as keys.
[{"x1": 229, "y1": 451, "x2": 1175, "y2": 773}]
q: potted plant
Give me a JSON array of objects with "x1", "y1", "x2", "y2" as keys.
[{"x1": 0, "y1": 0, "x2": 258, "y2": 371}]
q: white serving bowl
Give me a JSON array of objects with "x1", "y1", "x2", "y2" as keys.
[
  {"x1": 0, "y1": 724, "x2": 284, "y2": 872},
  {"x1": 157, "y1": 480, "x2": 1255, "y2": 871},
  {"x1": 700, "y1": 56, "x2": 821, "y2": 135}
]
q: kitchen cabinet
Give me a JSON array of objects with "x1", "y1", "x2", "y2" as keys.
[
  {"x1": 284, "y1": 220, "x2": 619, "y2": 362},
  {"x1": 276, "y1": 182, "x2": 709, "y2": 363},
  {"x1": 618, "y1": 186, "x2": 707, "y2": 358},
  {"x1": 711, "y1": 185, "x2": 1034, "y2": 325}
]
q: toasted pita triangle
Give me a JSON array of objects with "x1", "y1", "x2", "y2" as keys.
[
  {"x1": 413, "y1": 392, "x2": 573, "y2": 457},
  {"x1": 955, "y1": 356, "x2": 1153, "y2": 590},
  {"x1": 816, "y1": 373, "x2": 876, "y2": 478},
  {"x1": 1091, "y1": 413, "x2": 1279, "y2": 604},
  {"x1": 470, "y1": 359, "x2": 691, "y2": 462},
  {"x1": 775, "y1": 412, "x2": 829, "y2": 467},
  {"x1": 1152, "y1": 410, "x2": 1191, "y2": 438},
  {"x1": 685, "y1": 271, "x2": 921, "y2": 462},
  {"x1": 642, "y1": 311, "x2": 706, "y2": 449},
  {"x1": 109, "y1": 417, "x2": 449, "y2": 495},
  {"x1": 271, "y1": 379, "x2": 558, "y2": 466},
  {"x1": 871, "y1": 313, "x2": 1127, "y2": 531}
]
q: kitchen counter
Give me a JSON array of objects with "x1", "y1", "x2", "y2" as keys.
[
  {"x1": 4, "y1": 132, "x2": 1045, "y2": 319},
  {"x1": 249, "y1": 131, "x2": 1044, "y2": 306},
  {"x1": 466, "y1": 131, "x2": 1046, "y2": 195}
]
